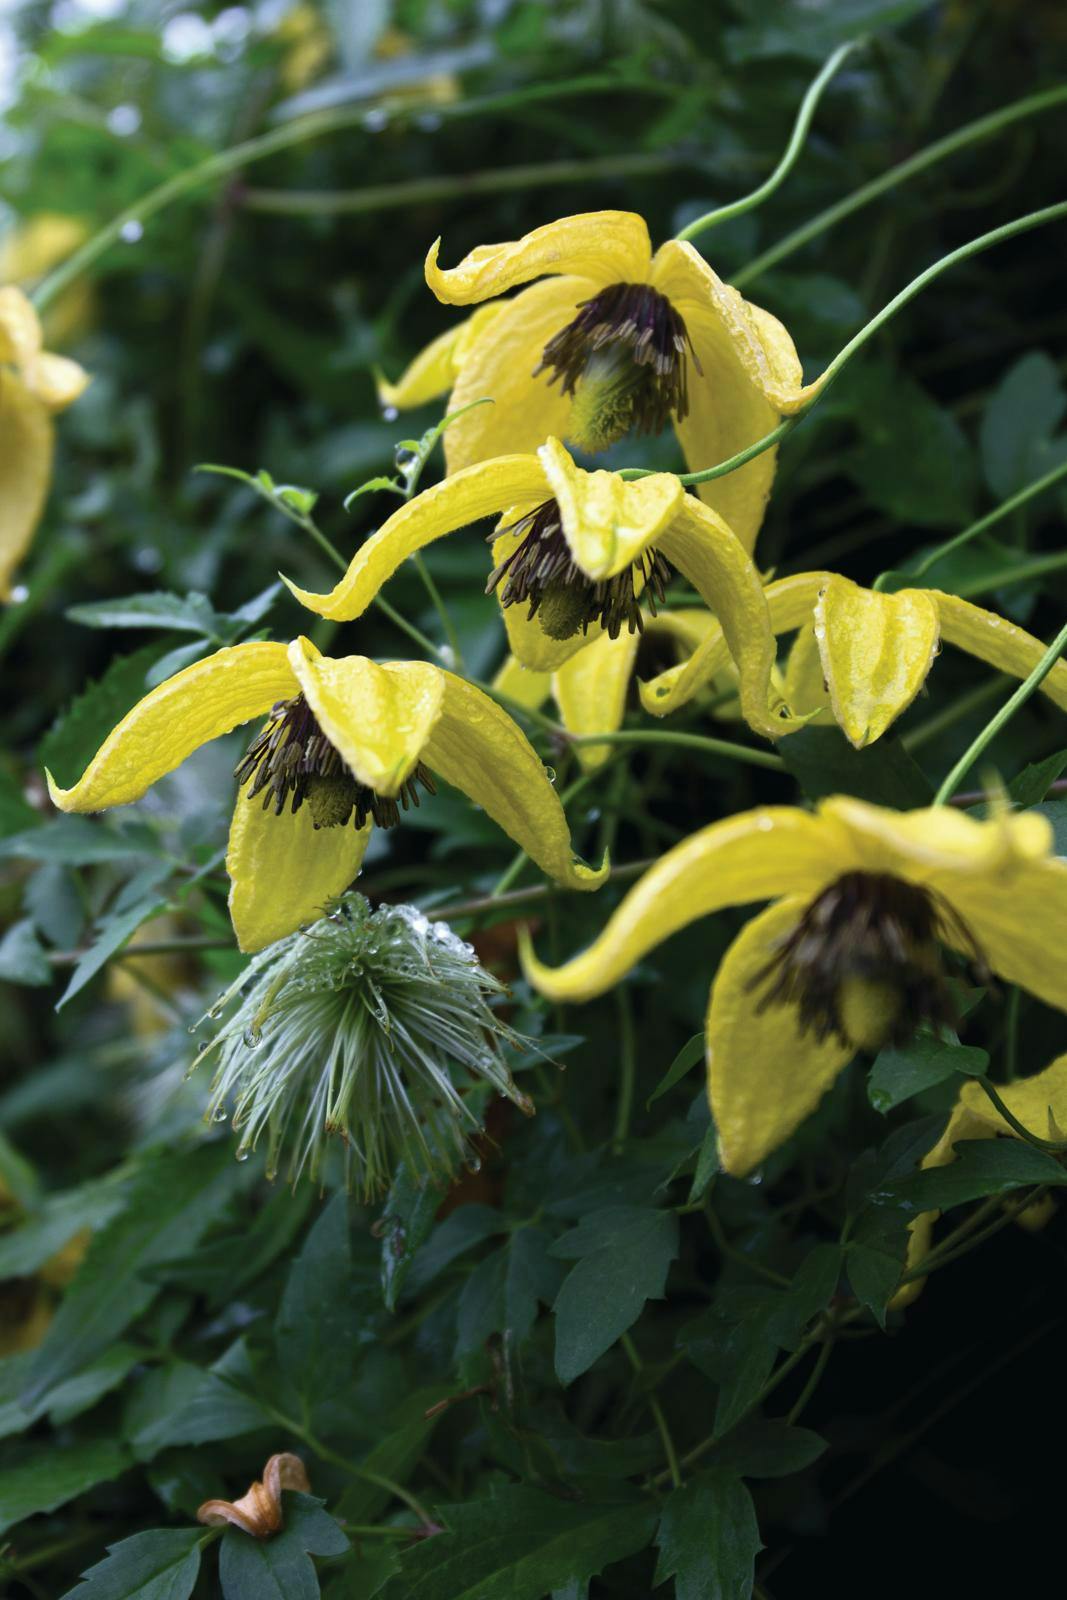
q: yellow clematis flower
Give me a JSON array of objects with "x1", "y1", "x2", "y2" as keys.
[
  {"x1": 494, "y1": 607, "x2": 721, "y2": 770},
  {"x1": 379, "y1": 210, "x2": 818, "y2": 551},
  {"x1": 45, "y1": 636, "x2": 607, "y2": 953},
  {"x1": 895, "y1": 1051, "x2": 1067, "y2": 1307},
  {"x1": 522, "y1": 797, "x2": 1067, "y2": 1177},
  {"x1": 284, "y1": 437, "x2": 788, "y2": 738},
  {"x1": 0, "y1": 286, "x2": 90, "y2": 599},
  {"x1": 0, "y1": 213, "x2": 93, "y2": 347},
  {"x1": 639, "y1": 569, "x2": 1067, "y2": 746}
]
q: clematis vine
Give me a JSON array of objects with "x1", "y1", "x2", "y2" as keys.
[
  {"x1": 46, "y1": 636, "x2": 606, "y2": 952},
  {"x1": 638, "y1": 569, "x2": 1067, "y2": 744},
  {"x1": 522, "y1": 798, "x2": 1067, "y2": 1176},
  {"x1": 284, "y1": 436, "x2": 792, "y2": 737},
  {"x1": 379, "y1": 210, "x2": 821, "y2": 550},
  {"x1": 0, "y1": 285, "x2": 89, "y2": 598}
]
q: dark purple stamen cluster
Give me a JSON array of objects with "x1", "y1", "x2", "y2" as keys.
[
  {"x1": 235, "y1": 693, "x2": 435, "y2": 831},
  {"x1": 750, "y1": 871, "x2": 988, "y2": 1047},
  {"x1": 485, "y1": 498, "x2": 672, "y2": 641}
]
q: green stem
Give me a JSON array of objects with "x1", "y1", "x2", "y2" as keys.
[
  {"x1": 975, "y1": 1079, "x2": 1067, "y2": 1151},
  {"x1": 955, "y1": 549, "x2": 1067, "y2": 598},
  {"x1": 622, "y1": 201, "x2": 1067, "y2": 492},
  {"x1": 905, "y1": 455, "x2": 1067, "y2": 582},
  {"x1": 734, "y1": 82, "x2": 1067, "y2": 287},
  {"x1": 242, "y1": 151, "x2": 689, "y2": 215},
  {"x1": 569, "y1": 728, "x2": 784, "y2": 771},
  {"x1": 931, "y1": 615, "x2": 1067, "y2": 803},
  {"x1": 412, "y1": 552, "x2": 464, "y2": 670},
  {"x1": 427, "y1": 856, "x2": 653, "y2": 924},
  {"x1": 621, "y1": 1332, "x2": 683, "y2": 1490},
  {"x1": 675, "y1": 39, "x2": 864, "y2": 243},
  {"x1": 613, "y1": 986, "x2": 637, "y2": 1152},
  {"x1": 785, "y1": 1332, "x2": 836, "y2": 1426},
  {"x1": 342, "y1": 1524, "x2": 420, "y2": 1540}
]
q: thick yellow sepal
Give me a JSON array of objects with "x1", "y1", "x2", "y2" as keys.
[
  {"x1": 425, "y1": 211, "x2": 652, "y2": 305},
  {"x1": 815, "y1": 574, "x2": 940, "y2": 749},
  {"x1": 227, "y1": 790, "x2": 371, "y2": 953}
]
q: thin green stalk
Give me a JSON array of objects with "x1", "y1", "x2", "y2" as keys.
[
  {"x1": 904, "y1": 455, "x2": 1067, "y2": 582},
  {"x1": 569, "y1": 728, "x2": 784, "y2": 772},
  {"x1": 613, "y1": 986, "x2": 637, "y2": 1152},
  {"x1": 241, "y1": 151, "x2": 688, "y2": 215},
  {"x1": 427, "y1": 855, "x2": 653, "y2": 923},
  {"x1": 734, "y1": 82, "x2": 1067, "y2": 287},
  {"x1": 621, "y1": 1332, "x2": 683, "y2": 1490},
  {"x1": 412, "y1": 553, "x2": 464, "y2": 670},
  {"x1": 676, "y1": 38, "x2": 864, "y2": 243},
  {"x1": 975, "y1": 1079, "x2": 1067, "y2": 1151},
  {"x1": 955, "y1": 549, "x2": 1067, "y2": 599},
  {"x1": 785, "y1": 1333, "x2": 836, "y2": 1426},
  {"x1": 624, "y1": 202, "x2": 1067, "y2": 491},
  {"x1": 932, "y1": 615, "x2": 1067, "y2": 803}
]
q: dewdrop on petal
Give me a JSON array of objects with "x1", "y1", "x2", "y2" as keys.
[{"x1": 192, "y1": 893, "x2": 534, "y2": 1196}]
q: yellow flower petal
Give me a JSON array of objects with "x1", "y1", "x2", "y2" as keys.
[
  {"x1": 376, "y1": 304, "x2": 506, "y2": 410},
  {"x1": 46, "y1": 642, "x2": 296, "y2": 812},
  {"x1": 651, "y1": 242, "x2": 817, "y2": 550},
  {"x1": 288, "y1": 637, "x2": 444, "y2": 795},
  {"x1": 281, "y1": 455, "x2": 547, "y2": 620},
  {"x1": 423, "y1": 672, "x2": 607, "y2": 891},
  {"x1": 934, "y1": 856, "x2": 1067, "y2": 1016},
  {"x1": 934, "y1": 591, "x2": 1067, "y2": 712},
  {"x1": 639, "y1": 571, "x2": 825, "y2": 717},
  {"x1": 442, "y1": 279, "x2": 587, "y2": 475},
  {"x1": 707, "y1": 898, "x2": 855, "y2": 1176},
  {"x1": 538, "y1": 436, "x2": 684, "y2": 579},
  {"x1": 553, "y1": 628, "x2": 640, "y2": 770},
  {"x1": 27, "y1": 349, "x2": 91, "y2": 412},
  {"x1": 521, "y1": 806, "x2": 844, "y2": 1003},
  {"x1": 782, "y1": 624, "x2": 834, "y2": 725},
  {"x1": 0, "y1": 370, "x2": 52, "y2": 600},
  {"x1": 492, "y1": 653, "x2": 552, "y2": 712},
  {"x1": 226, "y1": 789, "x2": 370, "y2": 953},
  {"x1": 0, "y1": 285, "x2": 42, "y2": 369},
  {"x1": 815, "y1": 575, "x2": 940, "y2": 749},
  {"x1": 656, "y1": 497, "x2": 788, "y2": 739},
  {"x1": 425, "y1": 212, "x2": 651, "y2": 304},
  {"x1": 822, "y1": 795, "x2": 1052, "y2": 880}
]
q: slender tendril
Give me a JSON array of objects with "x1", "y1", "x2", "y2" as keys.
[
  {"x1": 734, "y1": 82, "x2": 1067, "y2": 287},
  {"x1": 932, "y1": 615, "x2": 1067, "y2": 804},
  {"x1": 675, "y1": 39, "x2": 864, "y2": 243},
  {"x1": 568, "y1": 728, "x2": 785, "y2": 771}
]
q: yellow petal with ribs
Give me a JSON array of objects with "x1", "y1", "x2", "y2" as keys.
[
  {"x1": 656, "y1": 496, "x2": 789, "y2": 739},
  {"x1": 707, "y1": 898, "x2": 855, "y2": 1176},
  {"x1": 46, "y1": 642, "x2": 296, "y2": 812},
  {"x1": 288, "y1": 637, "x2": 445, "y2": 796},
  {"x1": 639, "y1": 571, "x2": 826, "y2": 717},
  {"x1": 0, "y1": 371, "x2": 52, "y2": 599},
  {"x1": 0, "y1": 285, "x2": 42, "y2": 369},
  {"x1": 553, "y1": 628, "x2": 641, "y2": 770},
  {"x1": 227, "y1": 787, "x2": 370, "y2": 953},
  {"x1": 815, "y1": 575, "x2": 940, "y2": 749},
  {"x1": 539, "y1": 436, "x2": 684, "y2": 579},
  {"x1": 425, "y1": 211, "x2": 651, "y2": 304},
  {"x1": 376, "y1": 303, "x2": 506, "y2": 410},
  {"x1": 423, "y1": 672, "x2": 607, "y2": 891},
  {"x1": 521, "y1": 806, "x2": 845, "y2": 1003},
  {"x1": 821, "y1": 794, "x2": 1052, "y2": 880},
  {"x1": 931, "y1": 856, "x2": 1067, "y2": 1018},
  {"x1": 651, "y1": 242, "x2": 817, "y2": 550},
  {"x1": 782, "y1": 625, "x2": 834, "y2": 725},
  {"x1": 281, "y1": 454, "x2": 547, "y2": 619},
  {"x1": 934, "y1": 591, "x2": 1067, "y2": 711}
]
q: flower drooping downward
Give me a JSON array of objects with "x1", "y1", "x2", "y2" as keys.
[{"x1": 194, "y1": 894, "x2": 533, "y2": 1195}]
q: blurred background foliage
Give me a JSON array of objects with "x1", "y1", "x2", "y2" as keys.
[{"x1": 3, "y1": 0, "x2": 1067, "y2": 1595}]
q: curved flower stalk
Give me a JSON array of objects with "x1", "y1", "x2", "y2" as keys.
[
  {"x1": 0, "y1": 286, "x2": 90, "y2": 598},
  {"x1": 896, "y1": 1052, "x2": 1067, "y2": 1307},
  {"x1": 522, "y1": 798, "x2": 1067, "y2": 1176},
  {"x1": 378, "y1": 210, "x2": 820, "y2": 551},
  {"x1": 45, "y1": 636, "x2": 606, "y2": 953},
  {"x1": 195, "y1": 894, "x2": 534, "y2": 1192},
  {"x1": 284, "y1": 437, "x2": 791, "y2": 737},
  {"x1": 494, "y1": 606, "x2": 725, "y2": 770},
  {"x1": 639, "y1": 570, "x2": 1067, "y2": 745}
]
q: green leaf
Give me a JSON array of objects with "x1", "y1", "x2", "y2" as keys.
[
  {"x1": 0, "y1": 1173, "x2": 127, "y2": 1278},
  {"x1": 980, "y1": 351, "x2": 1066, "y2": 499},
  {"x1": 1032, "y1": 799, "x2": 1067, "y2": 857},
  {"x1": 647, "y1": 1033, "x2": 704, "y2": 1107},
  {"x1": 851, "y1": 374, "x2": 977, "y2": 528},
  {"x1": 404, "y1": 1204, "x2": 507, "y2": 1297},
  {"x1": 22, "y1": 1141, "x2": 240, "y2": 1408},
  {"x1": 334, "y1": 1413, "x2": 439, "y2": 1526},
  {"x1": 845, "y1": 1242, "x2": 905, "y2": 1327},
  {"x1": 275, "y1": 1193, "x2": 374, "y2": 1410},
  {"x1": 219, "y1": 1493, "x2": 349, "y2": 1600},
  {"x1": 707, "y1": 1419, "x2": 826, "y2": 1479},
  {"x1": 0, "y1": 816, "x2": 154, "y2": 865},
  {"x1": 377, "y1": 1484, "x2": 656, "y2": 1600},
  {"x1": 160, "y1": 1183, "x2": 314, "y2": 1306},
  {"x1": 59, "y1": 1529, "x2": 202, "y2": 1600},
  {"x1": 778, "y1": 726, "x2": 932, "y2": 808},
  {"x1": 378, "y1": 1163, "x2": 441, "y2": 1312},
  {"x1": 1008, "y1": 749, "x2": 1067, "y2": 807},
  {"x1": 55, "y1": 893, "x2": 168, "y2": 1010},
  {"x1": 653, "y1": 1471, "x2": 761, "y2": 1600},
  {"x1": 66, "y1": 590, "x2": 223, "y2": 638},
  {"x1": 878, "y1": 1136, "x2": 1067, "y2": 1213},
  {"x1": 552, "y1": 1207, "x2": 679, "y2": 1384},
  {"x1": 868, "y1": 1034, "x2": 989, "y2": 1112},
  {"x1": 39, "y1": 643, "x2": 164, "y2": 789},
  {"x1": 0, "y1": 1343, "x2": 141, "y2": 1442},
  {"x1": 123, "y1": 1356, "x2": 272, "y2": 1459},
  {"x1": 0, "y1": 918, "x2": 51, "y2": 985},
  {"x1": 0, "y1": 1437, "x2": 130, "y2": 1535}
]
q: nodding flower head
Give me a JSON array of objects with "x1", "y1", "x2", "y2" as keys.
[{"x1": 193, "y1": 893, "x2": 535, "y2": 1196}]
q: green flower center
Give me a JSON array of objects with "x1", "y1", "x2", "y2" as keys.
[
  {"x1": 485, "y1": 498, "x2": 671, "y2": 641},
  {"x1": 234, "y1": 694, "x2": 435, "y2": 830},
  {"x1": 535, "y1": 282, "x2": 698, "y2": 453},
  {"x1": 749, "y1": 871, "x2": 988, "y2": 1050}
]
